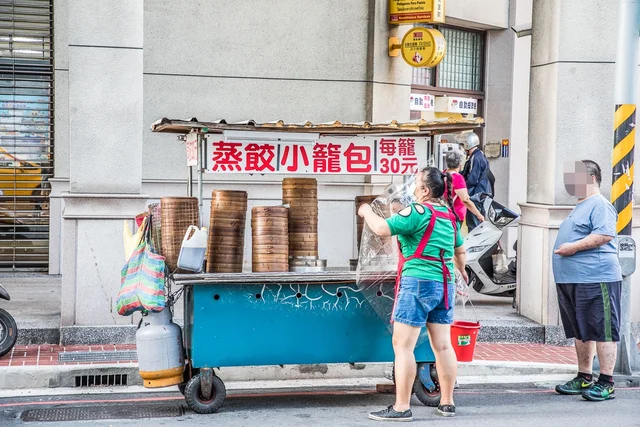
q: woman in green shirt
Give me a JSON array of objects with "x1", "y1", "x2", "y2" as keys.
[{"x1": 359, "y1": 167, "x2": 467, "y2": 422}]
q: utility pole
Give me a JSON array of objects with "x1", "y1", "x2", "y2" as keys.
[{"x1": 612, "y1": 0, "x2": 640, "y2": 376}]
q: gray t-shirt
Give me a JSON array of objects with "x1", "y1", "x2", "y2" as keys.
[{"x1": 552, "y1": 194, "x2": 622, "y2": 284}]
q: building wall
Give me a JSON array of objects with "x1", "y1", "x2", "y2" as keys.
[
  {"x1": 52, "y1": 0, "x2": 515, "y2": 276},
  {"x1": 49, "y1": 0, "x2": 534, "y2": 335},
  {"x1": 446, "y1": 0, "x2": 510, "y2": 29}
]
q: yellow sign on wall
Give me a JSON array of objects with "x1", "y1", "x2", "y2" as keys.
[
  {"x1": 389, "y1": 0, "x2": 445, "y2": 24},
  {"x1": 400, "y1": 27, "x2": 446, "y2": 68}
]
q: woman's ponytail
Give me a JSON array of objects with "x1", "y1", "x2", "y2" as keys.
[{"x1": 442, "y1": 172, "x2": 460, "y2": 224}]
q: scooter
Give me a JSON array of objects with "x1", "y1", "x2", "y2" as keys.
[
  {"x1": 464, "y1": 195, "x2": 520, "y2": 302},
  {"x1": 0, "y1": 284, "x2": 17, "y2": 357}
]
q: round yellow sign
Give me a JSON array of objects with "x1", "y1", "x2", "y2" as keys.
[{"x1": 401, "y1": 27, "x2": 446, "y2": 68}]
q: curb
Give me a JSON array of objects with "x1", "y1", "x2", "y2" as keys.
[
  {"x1": 22, "y1": 322, "x2": 640, "y2": 346},
  {"x1": 0, "y1": 360, "x2": 578, "y2": 391}
]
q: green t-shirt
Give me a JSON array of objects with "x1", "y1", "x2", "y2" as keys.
[{"x1": 386, "y1": 203, "x2": 464, "y2": 282}]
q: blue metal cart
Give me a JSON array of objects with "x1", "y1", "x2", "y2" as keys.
[
  {"x1": 150, "y1": 116, "x2": 485, "y2": 414},
  {"x1": 173, "y1": 271, "x2": 441, "y2": 414}
]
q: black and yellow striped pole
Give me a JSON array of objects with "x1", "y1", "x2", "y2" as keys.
[
  {"x1": 612, "y1": 104, "x2": 634, "y2": 236},
  {"x1": 612, "y1": 0, "x2": 640, "y2": 376}
]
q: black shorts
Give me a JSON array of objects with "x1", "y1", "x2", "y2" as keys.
[{"x1": 556, "y1": 282, "x2": 621, "y2": 342}]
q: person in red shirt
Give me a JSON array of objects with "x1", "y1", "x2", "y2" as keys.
[{"x1": 444, "y1": 151, "x2": 484, "y2": 227}]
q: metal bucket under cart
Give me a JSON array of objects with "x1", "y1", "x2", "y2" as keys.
[{"x1": 173, "y1": 271, "x2": 442, "y2": 414}]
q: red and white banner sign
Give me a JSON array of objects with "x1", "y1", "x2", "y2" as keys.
[
  {"x1": 185, "y1": 133, "x2": 198, "y2": 167},
  {"x1": 204, "y1": 135, "x2": 428, "y2": 174}
]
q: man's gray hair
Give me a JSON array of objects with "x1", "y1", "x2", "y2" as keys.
[
  {"x1": 581, "y1": 159, "x2": 602, "y2": 187},
  {"x1": 445, "y1": 151, "x2": 463, "y2": 169}
]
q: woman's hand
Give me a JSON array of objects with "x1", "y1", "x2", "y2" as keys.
[
  {"x1": 358, "y1": 203, "x2": 392, "y2": 236},
  {"x1": 358, "y1": 203, "x2": 372, "y2": 218},
  {"x1": 461, "y1": 269, "x2": 469, "y2": 284},
  {"x1": 476, "y1": 214, "x2": 485, "y2": 222}
]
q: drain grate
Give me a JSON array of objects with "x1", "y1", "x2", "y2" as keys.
[
  {"x1": 75, "y1": 374, "x2": 128, "y2": 387},
  {"x1": 58, "y1": 350, "x2": 138, "y2": 363},
  {"x1": 22, "y1": 405, "x2": 184, "y2": 422}
]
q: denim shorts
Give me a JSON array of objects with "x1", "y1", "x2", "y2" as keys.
[{"x1": 393, "y1": 276, "x2": 455, "y2": 327}]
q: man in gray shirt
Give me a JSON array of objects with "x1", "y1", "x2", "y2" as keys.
[{"x1": 552, "y1": 160, "x2": 622, "y2": 402}]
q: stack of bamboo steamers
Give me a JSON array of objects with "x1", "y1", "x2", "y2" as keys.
[
  {"x1": 198, "y1": 178, "x2": 324, "y2": 273},
  {"x1": 206, "y1": 190, "x2": 247, "y2": 273},
  {"x1": 282, "y1": 178, "x2": 318, "y2": 258},
  {"x1": 251, "y1": 206, "x2": 289, "y2": 272},
  {"x1": 160, "y1": 197, "x2": 199, "y2": 273}
]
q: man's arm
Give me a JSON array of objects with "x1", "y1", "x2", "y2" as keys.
[
  {"x1": 465, "y1": 154, "x2": 484, "y2": 190},
  {"x1": 554, "y1": 234, "x2": 613, "y2": 256}
]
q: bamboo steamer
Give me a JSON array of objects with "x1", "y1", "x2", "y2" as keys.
[
  {"x1": 209, "y1": 264, "x2": 244, "y2": 273},
  {"x1": 290, "y1": 250, "x2": 319, "y2": 257},
  {"x1": 252, "y1": 236, "x2": 289, "y2": 245},
  {"x1": 355, "y1": 195, "x2": 379, "y2": 254},
  {"x1": 282, "y1": 178, "x2": 318, "y2": 257},
  {"x1": 207, "y1": 190, "x2": 247, "y2": 273},
  {"x1": 160, "y1": 197, "x2": 200, "y2": 272},
  {"x1": 252, "y1": 263, "x2": 290, "y2": 272},
  {"x1": 251, "y1": 205, "x2": 289, "y2": 273}
]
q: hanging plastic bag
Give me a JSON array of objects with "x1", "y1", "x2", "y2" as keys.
[
  {"x1": 116, "y1": 216, "x2": 166, "y2": 316},
  {"x1": 123, "y1": 217, "x2": 147, "y2": 261},
  {"x1": 492, "y1": 248, "x2": 508, "y2": 274}
]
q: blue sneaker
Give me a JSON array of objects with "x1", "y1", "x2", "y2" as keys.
[
  {"x1": 582, "y1": 382, "x2": 615, "y2": 401},
  {"x1": 555, "y1": 376, "x2": 594, "y2": 395}
]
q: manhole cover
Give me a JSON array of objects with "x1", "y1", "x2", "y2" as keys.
[
  {"x1": 21, "y1": 405, "x2": 183, "y2": 422},
  {"x1": 58, "y1": 350, "x2": 138, "y2": 363}
]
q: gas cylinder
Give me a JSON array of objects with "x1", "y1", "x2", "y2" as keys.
[{"x1": 136, "y1": 309, "x2": 185, "y2": 388}]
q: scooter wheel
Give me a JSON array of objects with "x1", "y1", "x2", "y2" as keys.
[{"x1": 0, "y1": 307, "x2": 17, "y2": 358}]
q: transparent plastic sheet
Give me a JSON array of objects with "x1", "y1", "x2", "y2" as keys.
[
  {"x1": 355, "y1": 172, "x2": 474, "y2": 346},
  {"x1": 355, "y1": 174, "x2": 435, "y2": 344}
]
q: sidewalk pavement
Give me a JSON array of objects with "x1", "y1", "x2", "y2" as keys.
[
  {"x1": 0, "y1": 342, "x2": 580, "y2": 368},
  {"x1": 3, "y1": 342, "x2": 640, "y2": 394}
]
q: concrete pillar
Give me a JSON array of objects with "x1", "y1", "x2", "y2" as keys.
[
  {"x1": 518, "y1": 0, "x2": 640, "y2": 341},
  {"x1": 506, "y1": 0, "x2": 532, "y2": 257},
  {"x1": 60, "y1": 1, "x2": 148, "y2": 343},
  {"x1": 365, "y1": 1, "x2": 412, "y2": 222}
]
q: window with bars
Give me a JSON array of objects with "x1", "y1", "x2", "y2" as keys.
[
  {"x1": 412, "y1": 26, "x2": 485, "y2": 92},
  {"x1": 0, "y1": 0, "x2": 53, "y2": 271}
]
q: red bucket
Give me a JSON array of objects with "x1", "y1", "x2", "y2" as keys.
[{"x1": 450, "y1": 320, "x2": 481, "y2": 362}]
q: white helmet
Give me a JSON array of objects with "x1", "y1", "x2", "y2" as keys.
[{"x1": 456, "y1": 132, "x2": 480, "y2": 151}]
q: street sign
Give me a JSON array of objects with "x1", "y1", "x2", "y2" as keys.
[
  {"x1": 389, "y1": 0, "x2": 446, "y2": 24},
  {"x1": 618, "y1": 236, "x2": 636, "y2": 277},
  {"x1": 186, "y1": 133, "x2": 198, "y2": 167},
  {"x1": 400, "y1": 27, "x2": 446, "y2": 68},
  {"x1": 410, "y1": 93, "x2": 435, "y2": 111},
  {"x1": 204, "y1": 135, "x2": 429, "y2": 175}
]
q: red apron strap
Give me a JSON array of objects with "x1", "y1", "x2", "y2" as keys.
[
  {"x1": 413, "y1": 204, "x2": 437, "y2": 258},
  {"x1": 392, "y1": 204, "x2": 457, "y2": 322}
]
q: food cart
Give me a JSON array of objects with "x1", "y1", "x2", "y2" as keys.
[{"x1": 149, "y1": 116, "x2": 484, "y2": 414}]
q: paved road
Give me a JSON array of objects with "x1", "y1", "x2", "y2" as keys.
[{"x1": 1, "y1": 385, "x2": 639, "y2": 426}]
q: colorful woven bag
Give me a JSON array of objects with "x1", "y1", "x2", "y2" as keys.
[{"x1": 116, "y1": 216, "x2": 166, "y2": 316}]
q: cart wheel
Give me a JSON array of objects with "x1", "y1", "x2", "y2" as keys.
[
  {"x1": 184, "y1": 374, "x2": 226, "y2": 414},
  {"x1": 413, "y1": 363, "x2": 441, "y2": 407}
]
